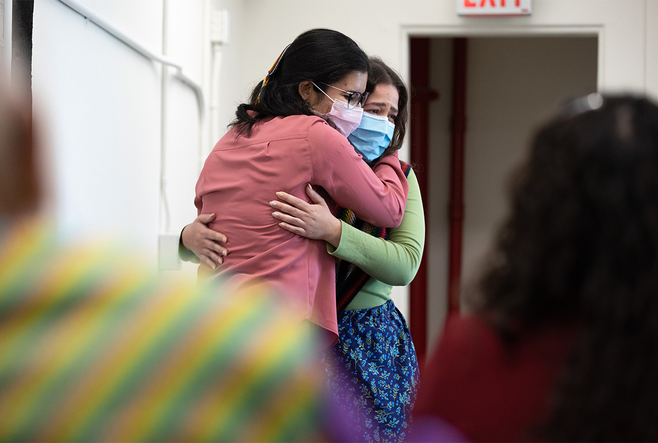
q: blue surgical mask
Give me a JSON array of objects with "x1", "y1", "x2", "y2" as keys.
[{"x1": 347, "y1": 112, "x2": 395, "y2": 162}]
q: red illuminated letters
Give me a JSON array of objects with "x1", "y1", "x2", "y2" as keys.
[{"x1": 465, "y1": 0, "x2": 522, "y2": 7}]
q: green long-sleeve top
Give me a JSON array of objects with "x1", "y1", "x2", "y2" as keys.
[{"x1": 327, "y1": 169, "x2": 425, "y2": 311}]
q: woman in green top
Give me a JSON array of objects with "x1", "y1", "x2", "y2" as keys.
[
  {"x1": 179, "y1": 58, "x2": 424, "y2": 443},
  {"x1": 270, "y1": 57, "x2": 424, "y2": 443}
]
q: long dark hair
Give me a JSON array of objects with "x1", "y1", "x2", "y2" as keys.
[
  {"x1": 473, "y1": 95, "x2": 658, "y2": 441},
  {"x1": 366, "y1": 57, "x2": 409, "y2": 160},
  {"x1": 230, "y1": 29, "x2": 369, "y2": 137}
]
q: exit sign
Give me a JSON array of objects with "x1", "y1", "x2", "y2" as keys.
[{"x1": 457, "y1": 0, "x2": 532, "y2": 16}]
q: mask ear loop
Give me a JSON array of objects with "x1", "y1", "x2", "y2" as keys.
[
  {"x1": 255, "y1": 44, "x2": 291, "y2": 105},
  {"x1": 310, "y1": 81, "x2": 335, "y2": 103}
]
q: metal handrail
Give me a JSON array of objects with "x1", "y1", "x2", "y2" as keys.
[{"x1": 56, "y1": 0, "x2": 204, "y2": 116}]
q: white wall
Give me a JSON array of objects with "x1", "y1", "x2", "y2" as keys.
[
  {"x1": 648, "y1": 0, "x2": 658, "y2": 102},
  {"x1": 33, "y1": 0, "x2": 162, "y2": 253},
  {"x1": 32, "y1": 0, "x2": 205, "y2": 265},
  {"x1": 209, "y1": 0, "x2": 249, "y2": 145},
  {"x1": 0, "y1": 0, "x2": 7, "y2": 74},
  {"x1": 161, "y1": 0, "x2": 206, "y2": 236}
]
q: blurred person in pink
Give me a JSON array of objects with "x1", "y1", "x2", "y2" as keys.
[
  {"x1": 193, "y1": 29, "x2": 408, "y2": 345},
  {"x1": 414, "y1": 95, "x2": 658, "y2": 442}
]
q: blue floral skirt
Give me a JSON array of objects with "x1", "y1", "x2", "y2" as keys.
[{"x1": 322, "y1": 300, "x2": 420, "y2": 443}]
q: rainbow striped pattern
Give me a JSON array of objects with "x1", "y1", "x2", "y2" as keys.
[{"x1": 0, "y1": 220, "x2": 324, "y2": 442}]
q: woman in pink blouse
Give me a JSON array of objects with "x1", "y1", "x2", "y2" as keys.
[{"x1": 194, "y1": 29, "x2": 408, "y2": 344}]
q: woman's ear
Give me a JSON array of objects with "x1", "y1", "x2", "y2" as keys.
[{"x1": 298, "y1": 80, "x2": 314, "y2": 103}]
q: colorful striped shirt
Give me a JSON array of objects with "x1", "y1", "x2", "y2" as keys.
[{"x1": 0, "y1": 219, "x2": 324, "y2": 442}]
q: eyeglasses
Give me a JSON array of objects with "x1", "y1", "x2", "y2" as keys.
[{"x1": 317, "y1": 82, "x2": 369, "y2": 109}]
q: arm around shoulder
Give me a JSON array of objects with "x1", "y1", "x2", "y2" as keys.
[{"x1": 328, "y1": 168, "x2": 424, "y2": 286}]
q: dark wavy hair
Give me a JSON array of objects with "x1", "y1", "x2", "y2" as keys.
[
  {"x1": 472, "y1": 95, "x2": 658, "y2": 441},
  {"x1": 366, "y1": 57, "x2": 409, "y2": 162},
  {"x1": 230, "y1": 29, "x2": 369, "y2": 137}
]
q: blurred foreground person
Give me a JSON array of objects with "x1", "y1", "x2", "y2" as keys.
[
  {"x1": 0, "y1": 84, "x2": 325, "y2": 441},
  {"x1": 414, "y1": 95, "x2": 658, "y2": 442}
]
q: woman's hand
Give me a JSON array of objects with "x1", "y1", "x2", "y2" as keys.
[
  {"x1": 181, "y1": 213, "x2": 228, "y2": 270},
  {"x1": 271, "y1": 184, "x2": 342, "y2": 248}
]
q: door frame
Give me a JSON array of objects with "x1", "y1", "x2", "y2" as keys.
[{"x1": 401, "y1": 24, "x2": 603, "y2": 360}]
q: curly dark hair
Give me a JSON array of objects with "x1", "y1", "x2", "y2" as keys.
[
  {"x1": 230, "y1": 29, "x2": 368, "y2": 137},
  {"x1": 365, "y1": 57, "x2": 409, "y2": 159},
  {"x1": 472, "y1": 95, "x2": 658, "y2": 441}
]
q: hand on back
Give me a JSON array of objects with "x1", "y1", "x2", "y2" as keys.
[
  {"x1": 181, "y1": 213, "x2": 228, "y2": 270},
  {"x1": 271, "y1": 184, "x2": 342, "y2": 248}
]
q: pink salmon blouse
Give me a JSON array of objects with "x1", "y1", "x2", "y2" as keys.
[{"x1": 194, "y1": 114, "x2": 408, "y2": 343}]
